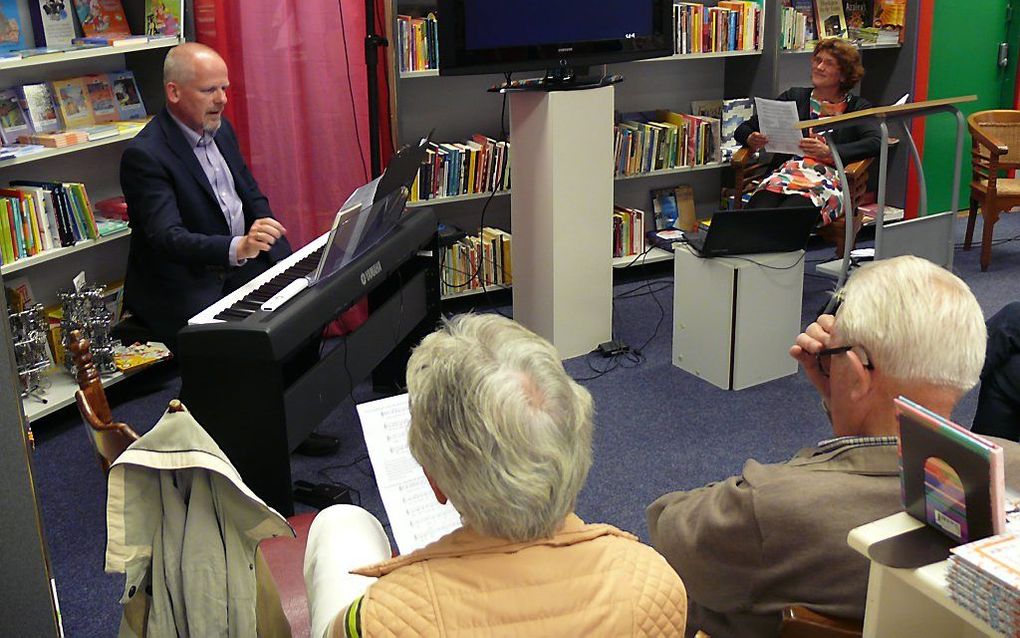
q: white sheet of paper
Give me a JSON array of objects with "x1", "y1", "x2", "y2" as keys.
[
  {"x1": 357, "y1": 394, "x2": 462, "y2": 555},
  {"x1": 754, "y1": 97, "x2": 804, "y2": 156},
  {"x1": 895, "y1": 93, "x2": 910, "y2": 106}
]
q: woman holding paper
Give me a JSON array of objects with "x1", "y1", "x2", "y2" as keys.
[
  {"x1": 735, "y1": 37, "x2": 881, "y2": 225},
  {"x1": 302, "y1": 314, "x2": 688, "y2": 638}
]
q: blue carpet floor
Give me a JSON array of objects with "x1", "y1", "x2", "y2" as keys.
[{"x1": 28, "y1": 212, "x2": 1020, "y2": 637}]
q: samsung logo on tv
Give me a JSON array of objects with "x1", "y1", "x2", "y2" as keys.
[
  {"x1": 360, "y1": 261, "x2": 383, "y2": 286},
  {"x1": 557, "y1": 47, "x2": 573, "y2": 53}
]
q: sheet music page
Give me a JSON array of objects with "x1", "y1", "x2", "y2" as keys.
[
  {"x1": 340, "y1": 175, "x2": 381, "y2": 214},
  {"x1": 754, "y1": 97, "x2": 804, "y2": 156},
  {"x1": 357, "y1": 394, "x2": 462, "y2": 555}
]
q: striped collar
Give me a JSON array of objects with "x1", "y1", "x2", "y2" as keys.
[{"x1": 815, "y1": 435, "x2": 898, "y2": 454}]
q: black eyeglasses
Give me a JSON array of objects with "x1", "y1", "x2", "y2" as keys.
[{"x1": 816, "y1": 345, "x2": 874, "y2": 377}]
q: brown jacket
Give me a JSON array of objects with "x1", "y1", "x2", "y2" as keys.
[{"x1": 333, "y1": 514, "x2": 687, "y2": 636}]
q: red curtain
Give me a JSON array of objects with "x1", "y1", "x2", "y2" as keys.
[{"x1": 194, "y1": 0, "x2": 394, "y2": 247}]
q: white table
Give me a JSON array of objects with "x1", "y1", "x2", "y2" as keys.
[
  {"x1": 672, "y1": 245, "x2": 803, "y2": 390},
  {"x1": 848, "y1": 512, "x2": 1000, "y2": 637}
]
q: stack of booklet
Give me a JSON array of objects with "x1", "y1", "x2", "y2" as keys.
[{"x1": 947, "y1": 534, "x2": 1020, "y2": 632}]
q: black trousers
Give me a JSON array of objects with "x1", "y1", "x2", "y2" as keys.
[
  {"x1": 972, "y1": 302, "x2": 1020, "y2": 441},
  {"x1": 747, "y1": 189, "x2": 817, "y2": 210}
]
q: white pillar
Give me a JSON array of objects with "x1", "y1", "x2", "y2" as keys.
[{"x1": 509, "y1": 86, "x2": 614, "y2": 359}]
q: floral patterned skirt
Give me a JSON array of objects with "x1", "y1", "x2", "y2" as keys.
[{"x1": 753, "y1": 158, "x2": 845, "y2": 225}]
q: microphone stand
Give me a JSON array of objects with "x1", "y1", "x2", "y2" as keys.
[{"x1": 364, "y1": 0, "x2": 387, "y2": 179}]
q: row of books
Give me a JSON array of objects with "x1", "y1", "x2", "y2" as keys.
[
  {"x1": 396, "y1": 13, "x2": 438, "y2": 73},
  {"x1": 673, "y1": 1, "x2": 763, "y2": 55},
  {"x1": 0, "y1": 71, "x2": 147, "y2": 147},
  {"x1": 0, "y1": 181, "x2": 101, "y2": 266},
  {"x1": 613, "y1": 205, "x2": 647, "y2": 259},
  {"x1": 615, "y1": 109, "x2": 722, "y2": 177},
  {"x1": 780, "y1": 0, "x2": 906, "y2": 51},
  {"x1": 1, "y1": 0, "x2": 180, "y2": 56},
  {"x1": 408, "y1": 137, "x2": 511, "y2": 203},
  {"x1": 441, "y1": 227, "x2": 512, "y2": 298}
]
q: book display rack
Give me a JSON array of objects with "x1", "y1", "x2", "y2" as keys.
[{"x1": 0, "y1": 1, "x2": 184, "y2": 423}]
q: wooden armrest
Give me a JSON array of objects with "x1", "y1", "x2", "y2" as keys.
[
  {"x1": 844, "y1": 158, "x2": 871, "y2": 179},
  {"x1": 968, "y1": 124, "x2": 1010, "y2": 156},
  {"x1": 779, "y1": 605, "x2": 862, "y2": 638},
  {"x1": 732, "y1": 146, "x2": 755, "y2": 165}
]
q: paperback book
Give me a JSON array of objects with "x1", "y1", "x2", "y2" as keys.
[
  {"x1": 17, "y1": 83, "x2": 62, "y2": 133},
  {"x1": 29, "y1": 0, "x2": 76, "y2": 48},
  {"x1": 51, "y1": 76, "x2": 94, "y2": 129},
  {"x1": 0, "y1": 0, "x2": 24, "y2": 54},
  {"x1": 71, "y1": 0, "x2": 130, "y2": 38},
  {"x1": 144, "y1": 0, "x2": 179, "y2": 36},
  {"x1": 0, "y1": 87, "x2": 31, "y2": 145},
  {"x1": 83, "y1": 73, "x2": 117, "y2": 123},
  {"x1": 107, "y1": 69, "x2": 145, "y2": 119},
  {"x1": 813, "y1": 0, "x2": 848, "y2": 37}
]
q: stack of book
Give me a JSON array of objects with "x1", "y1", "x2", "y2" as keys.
[
  {"x1": 409, "y1": 136, "x2": 511, "y2": 202},
  {"x1": 673, "y1": 1, "x2": 762, "y2": 55},
  {"x1": 614, "y1": 109, "x2": 721, "y2": 177},
  {"x1": 947, "y1": 534, "x2": 1020, "y2": 633},
  {"x1": 613, "y1": 205, "x2": 646, "y2": 258},
  {"x1": 441, "y1": 227, "x2": 512, "y2": 298},
  {"x1": 396, "y1": 13, "x2": 439, "y2": 73},
  {"x1": 0, "y1": 181, "x2": 101, "y2": 265},
  {"x1": 19, "y1": 130, "x2": 89, "y2": 147},
  {"x1": 779, "y1": 3, "x2": 816, "y2": 50}
]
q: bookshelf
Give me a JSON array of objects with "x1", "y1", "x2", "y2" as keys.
[
  {"x1": 389, "y1": 0, "x2": 919, "y2": 298},
  {"x1": 0, "y1": 1, "x2": 183, "y2": 422}
]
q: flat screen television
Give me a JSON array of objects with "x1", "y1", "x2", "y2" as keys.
[{"x1": 437, "y1": 0, "x2": 673, "y2": 83}]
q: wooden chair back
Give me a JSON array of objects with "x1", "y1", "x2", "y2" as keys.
[
  {"x1": 964, "y1": 110, "x2": 1020, "y2": 270},
  {"x1": 68, "y1": 330, "x2": 139, "y2": 475}
]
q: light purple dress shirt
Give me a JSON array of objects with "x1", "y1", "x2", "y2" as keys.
[{"x1": 169, "y1": 113, "x2": 246, "y2": 266}]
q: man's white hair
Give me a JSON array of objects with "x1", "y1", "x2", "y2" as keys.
[
  {"x1": 837, "y1": 255, "x2": 986, "y2": 395},
  {"x1": 406, "y1": 313, "x2": 594, "y2": 542}
]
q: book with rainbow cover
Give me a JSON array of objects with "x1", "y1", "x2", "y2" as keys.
[{"x1": 896, "y1": 396, "x2": 1005, "y2": 544}]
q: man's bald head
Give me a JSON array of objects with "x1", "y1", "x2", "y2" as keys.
[{"x1": 163, "y1": 42, "x2": 225, "y2": 86}]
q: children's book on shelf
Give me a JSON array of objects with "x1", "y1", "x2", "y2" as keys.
[
  {"x1": 691, "y1": 99, "x2": 723, "y2": 120},
  {"x1": 29, "y1": 0, "x2": 77, "y2": 49},
  {"x1": 813, "y1": 0, "x2": 847, "y2": 38},
  {"x1": 873, "y1": 0, "x2": 906, "y2": 43},
  {"x1": 789, "y1": 0, "x2": 818, "y2": 42},
  {"x1": 83, "y1": 73, "x2": 117, "y2": 123},
  {"x1": 107, "y1": 69, "x2": 146, "y2": 119},
  {"x1": 0, "y1": 0, "x2": 24, "y2": 54},
  {"x1": 0, "y1": 87, "x2": 31, "y2": 145},
  {"x1": 72, "y1": 0, "x2": 131, "y2": 38},
  {"x1": 17, "y1": 83, "x2": 62, "y2": 133},
  {"x1": 51, "y1": 76, "x2": 94, "y2": 129},
  {"x1": 651, "y1": 187, "x2": 680, "y2": 230},
  {"x1": 144, "y1": 0, "x2": 180, "y2": 37},
  {"x1": 841, "y1": 0, "x2": 872, "y2": 29}
]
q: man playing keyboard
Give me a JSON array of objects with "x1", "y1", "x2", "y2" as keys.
[
  {"x1": 121, "y1": 42, "x2": 291, "y2": 352},
  {"x1": 122, "y1": 43, "x2": 337, "y2": 456}
]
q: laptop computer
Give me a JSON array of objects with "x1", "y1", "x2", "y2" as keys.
[{"x1": 684, "y1": 206, "x2": 820, "y2": 257}]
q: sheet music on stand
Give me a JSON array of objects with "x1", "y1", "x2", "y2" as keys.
[{"x1": 356, "y1": 394, "x2": 462, "y2": 555}]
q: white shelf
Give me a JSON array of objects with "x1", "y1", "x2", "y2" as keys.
[
  {"x1": 1, "y1": 229, "x2": 131, "y2": 275},
  {"x1": 399, "y1": 68, "x2": 439, "y2": 79},
  {"x1": 407, "y1": 189, "x2": 510, "y2": 208},
  {"x1": 781, "y1": 42, "x2": 901, "y2": 55},
  {"x1": 613, "y1": 247, "x2": 673, "y2": 268},
  {"x1": 615, "y1": 161, "x2": 728, "y2": 181},
  {"x1": 22, "y1": 365, "x2": 145, "y2": 422},
  {"x1": 643, "y1": 49, "x2": 763, "y2": 62},
  {"x1": 441, "y1": 283, "x2": 510, "y2": 301},
  {"x1": 0, "y1": 38, "x2": 181, "y2": 71},
  {"x1": 0, "y1": 131, "x2": 141, "y2": 168}
]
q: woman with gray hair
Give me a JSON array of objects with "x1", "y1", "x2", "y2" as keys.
[{"x1": 304, "y1": 313, "x2": 687, "y2": 637}]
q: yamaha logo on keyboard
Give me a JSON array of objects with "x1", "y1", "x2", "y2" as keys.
[{"x1": 360, "y1": 261, "x2": 383, "y2": 286}]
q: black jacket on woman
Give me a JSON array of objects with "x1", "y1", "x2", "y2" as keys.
[{"x1": 734, "y1": 87, "x2": 882, "y2": 169}]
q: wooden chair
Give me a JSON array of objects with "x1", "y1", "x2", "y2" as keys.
[
  {"x1": 965, "y1": 110, "x2": 1020, "y2": 271},
  {"x1": 779, "y1": 606, "x2": 863, "y2": 638},
  {"x1": 730, "y1": 147, "x2": 873, "y2": 258},
  {"x1": 68, "y1": 330, "x2": 315, "y2": 637}
]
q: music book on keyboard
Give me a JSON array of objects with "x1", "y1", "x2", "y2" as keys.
[{"x1": 356, "y1": 394, "x2": 462, "y2": 554}]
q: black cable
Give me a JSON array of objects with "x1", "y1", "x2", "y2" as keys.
[
  {"x1": 724, "y1": 252, "x2": 808, "y2": 270},
  {"x1": 954, "y1": 232, "x2": 1020, "y2": 249},
  {"x1": 337, "y1": 0, "x2": 371, "y2": 181}
]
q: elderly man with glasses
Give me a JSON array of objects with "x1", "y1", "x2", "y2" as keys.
[{"x1": 647, "y1": 255, "x2": 1020, "y2": 638}]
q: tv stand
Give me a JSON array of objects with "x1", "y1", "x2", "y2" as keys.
[{"x1": 489, "y1": 68, "x2": 624, "y2": 93}]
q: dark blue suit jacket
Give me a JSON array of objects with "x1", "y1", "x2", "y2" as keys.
[{"x1": 121, "y1": 109, "x2": 292, "y2": 346}]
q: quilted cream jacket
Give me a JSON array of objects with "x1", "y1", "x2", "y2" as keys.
[{"x1": 335, "y1": 513, "x2": 687, "y2": 636}]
